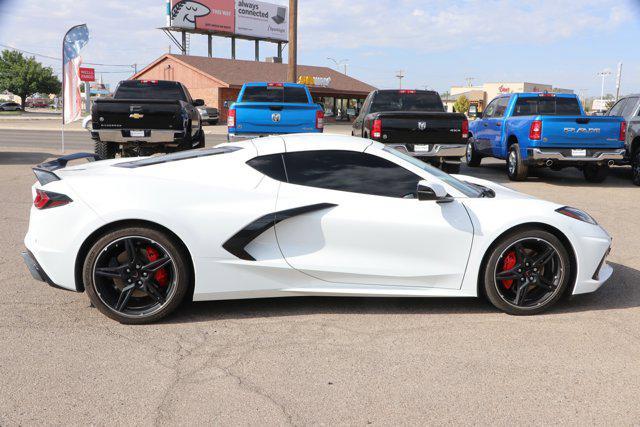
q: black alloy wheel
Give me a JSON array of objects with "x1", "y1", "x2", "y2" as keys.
[
  {"x1": 83, "y1": 227, "x2": 189, "y2": 323},
  {"x1": 484, "y1": 229, "x2": 571, "y2": 315}
]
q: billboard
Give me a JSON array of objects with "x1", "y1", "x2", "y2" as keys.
[
  {"x1": 235, "y1": 0, "x2": 288, "y2": 41},
  {"x1": 170, "y1": 0, "x2": 235, "y2": 33}
]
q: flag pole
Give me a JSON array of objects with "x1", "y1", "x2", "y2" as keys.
[{"x1": 61, "y1": 23, "x2": 88, "y2": 154}]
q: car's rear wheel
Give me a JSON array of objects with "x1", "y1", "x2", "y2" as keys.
[
  {"x1": 483, "y1": 229, "x2": 571, "y2": 315},
  {"x1": 632, "y1": 150, "x2": 640, "y2": 186},
  {"x1": 195, "y1": 130, "x2": 205, "y2": 149},
  {"x1": 506, "y1": 143, "x2": 528, "y2": 181},
  {"x1": 466, "y1": 138, "x2": 482, "y2": 167},
  {"x1": 83, "y1": 227, "x2": 190, "y2": 324},
  {"x1": 583, "y1": 164, "x2": 609, "y2": 183}
]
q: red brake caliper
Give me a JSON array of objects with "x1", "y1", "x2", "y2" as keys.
[
  {"x1": 501, "y1": 251, "x2": 517, "y2": 289},
  {"x1": 145, "y1": 246, "x2": 168, "y2": 286}
]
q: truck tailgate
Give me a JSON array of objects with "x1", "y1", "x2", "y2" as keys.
[
  {"x1": 540, "y1": 116, "x2": 623, "y2": 148},
  {"x1": 93, "y1": 99, "x2": 183, "y2": 130},
  {"x1": 235, "y1": 102, "x2": 318, "y2": 134},
  {"x1": 378, "y1": 112, "x2": 465, "y2": 144}
]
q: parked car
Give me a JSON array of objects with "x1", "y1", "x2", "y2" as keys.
[
  {"x1": 352, "y1": 89, "x2": 468, "y2": 173},
  {"x1": 22, "y1": 134, "x2": 613, "y2": 323},
  {"x1": 467, "y1": 93, "x2": 626, "y2": 182},
  {"x1": 227, "y1": 82, "x2": 324, "y2": 141},
  {"x1": 90, "y1": 80, "x2": 204, "y2": 159},
  {"x1": 26, "y1": 98, "x2": 50, "y2": 108},
  {"x1": 0, "y1": 102, "x2": 22, "y2": 111},
  {"x1": 606, "y1": 94, "x2": 640, "y2": 185},
  {"x1": 196, "y1": 105, "x2": 219, "y2": 125}
]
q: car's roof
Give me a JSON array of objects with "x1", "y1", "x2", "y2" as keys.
[{"x1": 251, "y1": 133, "x2": 376, "y2": 156}]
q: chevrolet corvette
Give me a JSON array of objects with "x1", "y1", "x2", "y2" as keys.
[{"x1": 22, "y1": 134, "x2": 613, "y2": 323}]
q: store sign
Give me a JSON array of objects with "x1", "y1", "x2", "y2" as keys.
[
  {"x1": 498, "y1": 85, "x2": 511, "y2": 93},
  {"x1": 298, "y1": 76, "x2": 332, "y2": 87},
  {"x1": 235, "y1": 0, "x2": 288, "y2": 41},
  {"x1": 79, "y1": 67, "x2": 95, "y2": 82},
  {"x1": 170, "y1": 0, "x2": 235, "y2": 33}
]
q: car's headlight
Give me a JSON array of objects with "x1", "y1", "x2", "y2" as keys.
[{"x1": 555, "y1": 206, "x2": 598, "y2": 225}]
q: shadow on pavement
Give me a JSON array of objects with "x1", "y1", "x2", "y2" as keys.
[
  {"x1": 164, "y1": 262, "x2": 639, "y2": 324},
  {"x1": 0, "y1": 151, "x2": 53, "y2": 165}
]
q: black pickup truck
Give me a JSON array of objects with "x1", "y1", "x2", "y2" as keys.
[
  {"x1": 91, "y1": 80, "x2": 205, "y2": 159},
  {"x1": 352, "y1": 90, "x2": 468, "y2": 173}
]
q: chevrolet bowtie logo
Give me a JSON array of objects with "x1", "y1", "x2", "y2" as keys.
[{"x1": 129, "y1": 113, "x2": 144, "y2": 119}]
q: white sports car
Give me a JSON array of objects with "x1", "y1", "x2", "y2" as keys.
[{"x1": 22, "y1": 134, "x2": 613, "y2": 323}]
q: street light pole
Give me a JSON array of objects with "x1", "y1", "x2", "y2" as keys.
[
  {"x1": 597, "y1": 69, "x2": 611, "y2": 100},
  {"x1": 287, "y1": 0, "x2": 297, "y2": 83}
]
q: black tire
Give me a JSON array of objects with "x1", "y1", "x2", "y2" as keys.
[
  {"x1": 583, "y1": 164, "x2": 609, "y2": 183},
  {"x1": 465, "y1": 137, "x2": 481, "y2": 167},
  {"x1": 95, "y1": 140, "x2": 116, "y2": 160},
  {"x1": 441, "y1": 161, "x2": 461, "y2": 174},
  {"x1": 506, "y1": 143, "x2": 528, "y2": 181},
  {"x1": 483, "y1": 228, "x2": 571, "y2": 315},
  {"x1": 195, "y1": 131, "x2": 205, "y2": 149},
  {"x1": 632, "y1": 150, "x2": 640, "y2": 186},
  {"x1": 83, "y1": 226, "x2": 190, "y2": 324}
]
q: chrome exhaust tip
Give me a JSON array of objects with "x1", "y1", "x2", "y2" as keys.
[{"x1": 545, "y1": 160, "x2": 553, "y2": 167}]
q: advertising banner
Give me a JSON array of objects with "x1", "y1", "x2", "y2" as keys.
[
  {"x1": 170, "y1": 0, "x2": 235, "y2": 33},
  {"x1": 235, "y1": 0, "x2": 288, "y2": 41}
]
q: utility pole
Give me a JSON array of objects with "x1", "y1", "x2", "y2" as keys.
[
  {"x1": 327, "y1": 57, "x2": 348, "y2": 75},
  {"x1": 287, "y1": 0, "x2": 298, "y2": 83},
  {"x1": 597, "y1": 69, "x2": 612, "y2": 100},
  {"x1": 615, "y1": 62, "x2": 623, "y2": 101},
  {"x1": 464, "y1": 77, "x2": 475, "y2": 87},
  {"x1": 396, "y1": 70, "x2": 405, "y2": 89}
]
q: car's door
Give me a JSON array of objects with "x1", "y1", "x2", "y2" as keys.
[
  {"x1": 490, "y1": 96, "x2": 510, "y2": 158},
  {"x1": 474, "y1": 99, "x2": 498, "y2": 154},
  {"x1": 353, "y1": 92, "x2": 373, "y2": 137},
  {"x1": 273, "y1": 148, "x2": 474, "y2": 290}
]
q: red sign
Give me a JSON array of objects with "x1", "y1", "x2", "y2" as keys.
[
  {"x1": 79, "y1": 67, "x2": 95, "y2": 82},
  {"x1": 170, "y1": 0, "x2": 235, "y2": 33}
]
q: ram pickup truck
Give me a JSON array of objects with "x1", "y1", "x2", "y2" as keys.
[
  {"x1": 91, "y1": 80, "x2": 205, "y2": 159},
  {"x1": 227, "y1": 82, "x2": 324, "y2": 141},
  {"x1": 467, "y1": 93, "x2": 626, "y2": 182},
  {"x1": 352, "y1": 89, "x2": 468, "y2": 173},
  {"x1": 606, "y1": 94, "x2": 640, "y2": 185}
]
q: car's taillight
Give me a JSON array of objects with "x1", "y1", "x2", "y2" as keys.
[
  {"x1": 620, "y1": 121, "x2": 627, "y2": 141},
  {"x1": 267, "y1": 82, "x2": 284, "y2": 88},
  {"x1": 34, "y1": 189, "x2": 72, "y2": 210},
  {"x1": 462, "y1": 119, "x2": 469, "y2": 139},
  {"x1": 227, "y1": 109, "x2": 236, "y2": 128},
  {"x1": 529, "y1": 120, "x2": 542, "y2": 140},
  {"x1": 316, "y1": 110, "x2": 324, "y2": 130},
  {"x1": 372, "y1": 119, "x2": 382, "y2": 139}
]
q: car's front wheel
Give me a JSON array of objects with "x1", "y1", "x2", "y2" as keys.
[
  {"x1": 483, "y1": 229, "x2": 571, "y2": 315},
  {"x1": 83, "y1": 226, "x2": 190, "y2": 324},
  {"x1": 632, "y1": 150, "x2": 640, "y2": 186}
]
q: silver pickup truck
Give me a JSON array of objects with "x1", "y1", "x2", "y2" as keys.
[{"x1": 607, "y1": 94, "x2": 640, "y2": 185}]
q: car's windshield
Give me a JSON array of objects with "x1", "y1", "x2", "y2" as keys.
[
  {"x1": 370, "y1": 91, "x2": 444, "y2": 113},
  {"x1": 383, "y1": 147, "x2": 483, "y2": 198}
]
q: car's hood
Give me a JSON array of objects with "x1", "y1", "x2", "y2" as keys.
[{"x1": 452, "y1": 174, "x2": 536, "y2": 200}]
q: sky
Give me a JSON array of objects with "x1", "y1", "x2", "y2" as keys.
[{"x1": 1, "y1": 0, "x2": 640, "y2": 98}]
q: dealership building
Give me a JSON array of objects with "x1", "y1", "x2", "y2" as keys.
[
  {"x1": 132, "y1": 54, "x2": 376, "y2": 121},
  {"x1": 444, "y1": 82, "x2": 574, "y2": 115}
]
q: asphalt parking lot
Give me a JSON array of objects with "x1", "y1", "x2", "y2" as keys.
[{"x1": 1, "y1": 130, "x2": 640, "y2": 425}]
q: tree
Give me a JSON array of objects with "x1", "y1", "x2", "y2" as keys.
[
  {"x1": 0, "y1": 50, "x2": 61, "y2": 109},
  {"x1": 453, "y1": 95, "x2": 470, "y2": 115}
]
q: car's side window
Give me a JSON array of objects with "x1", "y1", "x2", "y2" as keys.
[
  {"x1": 494, "y1": 97, "x2": 509, "y2": 118},
  {"x1": 282, "y1": 150, "x2": 422, "y2": 198},
  {"x1": 483, "y1": 100, "x2": 497, "y2": 118},
  {"x1": 246, "y1": 154, "x2": 287, "y2": 182},
  {"x1": 621, "y1": 97, "x2": 639, "y2": 117},
  {"x1": 608, "y1": 99, "x2": 626, "y2": 116}
]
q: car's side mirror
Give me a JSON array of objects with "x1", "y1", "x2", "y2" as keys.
[
  {"x1": 193, "y1": 99, "x2": 205, "y2": 107},
  {"x1": 476, "y1": 112, "x2": 483, "y2": 119},
  {"x1": 417, "y1": 180, "x2": 450, "y2": 202}
]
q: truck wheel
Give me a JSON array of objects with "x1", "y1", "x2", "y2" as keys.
[
  {"x1": 583, "y1": 164, "x2": 609, "y2": 183},
  {"x1": 632, "y1": 151, "x2": 640, "y2": 186},
  {"x1": 507, "y1": 144, "x2": 528, "y2": 181},
  {"x1": 441, "y1": 161, "x2": 461, "y2": 174},
  {"x1": 95, "y1": 141, "x2": 116, "y2": 160},
  {"x1": 195, "y1": 131, "x2": 205, "y2": 149},
  {"x1": 466, "y1": 138, "x2": 482, "y2": 167}
]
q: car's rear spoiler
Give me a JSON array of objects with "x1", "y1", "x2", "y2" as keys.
[{"x1": 32, "y1": 153, "x2": 101, "y2": 185}]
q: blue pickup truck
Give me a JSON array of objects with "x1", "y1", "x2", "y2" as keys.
[
  {"x1": 227, "y1": 82, "x2": 324, "y2": 141},
  {"x1": 467, "y1": 93, "x2": 626, "y2": 182}
]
